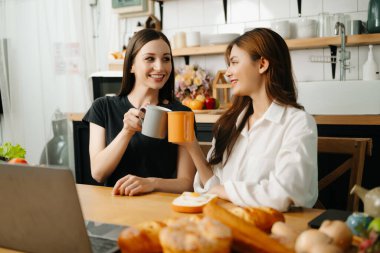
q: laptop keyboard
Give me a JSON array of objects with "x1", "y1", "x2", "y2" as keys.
[{"x1": 89, "y1": 236, "x2": 119, "y2": 253}]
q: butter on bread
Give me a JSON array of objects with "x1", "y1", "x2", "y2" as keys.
[
  {"x1": 229, "y1": 206, "x2": 285, "y2": 232},
  {"x1": 118, "y1": 220, "x2": 166, "y2": 253},
  {"x1": 203, "y1": 202, "x2": 294, "y2": 253},
  {"x1": 171, "y1": 192, "x2": 217, "y2": 213}
]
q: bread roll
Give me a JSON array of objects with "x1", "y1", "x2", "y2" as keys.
[
  {"x1": 118, "y1": 221, "x2": 166, "y2": 253},
  {"x1": 159, "y1": 216, "x2": 232, "y2": 253},
  {"x1": 203, "y1": 202, "x2": 294, "y2": 253},
  {"x1": 171, "y1": 192, "x2": 218, "y2": 213},
  {"x1": 229, "y1": 206, "x2": 285, "y2": 232}
]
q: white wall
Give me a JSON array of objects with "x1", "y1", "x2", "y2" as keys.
[
  {"x1": 117, "y1": 0, "x2": 380, "y2": 82},
  {"x1": 0, "y1": 0, "x2": 96, "y2": 165}
]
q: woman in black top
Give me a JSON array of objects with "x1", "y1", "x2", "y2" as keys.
[{"x1": 83, "y1": 29, "x2": 195, "y2": 195}]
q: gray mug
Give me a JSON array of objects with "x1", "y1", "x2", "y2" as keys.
[
  {"x1": 351, "y1": 20, "x2": 362, "y2": 35},
  {"x1": 141, "y1": 105, "x2": 171, "y2": 139}
]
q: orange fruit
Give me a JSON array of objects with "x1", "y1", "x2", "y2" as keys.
[
  {"x1": 188, "y1": 99, "x2": 204, "y2": 110},
  {"x1": 182, "y1": 97, "x2": 192, "y2": 107}
]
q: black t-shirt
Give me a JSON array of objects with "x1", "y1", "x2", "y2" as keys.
[{"x1": 83, "y1": 95, "x2": 192, "y2": 187}]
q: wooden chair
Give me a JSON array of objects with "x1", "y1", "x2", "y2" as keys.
[{"x1": 316, "y1": 137, "x2": 372, "y2": 212}]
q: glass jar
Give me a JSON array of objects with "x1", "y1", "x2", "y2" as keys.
[{"x1": 368, "y1": 0, "x2": 380, "y2": 33}]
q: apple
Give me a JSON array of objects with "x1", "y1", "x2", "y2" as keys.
[
  {"x1": 215, "y1": 98, "x2": 220, "y2": 109},
  {"x1": 8, "y1": 158, "x2": 28, "y2": 164},
  {"x1": 204, "y1": 97, "x2": 216, "y2": 109}
]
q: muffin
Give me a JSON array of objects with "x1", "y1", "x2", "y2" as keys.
[{"x1": 159, "y1": 216, "x2": 232, "y2": 253}]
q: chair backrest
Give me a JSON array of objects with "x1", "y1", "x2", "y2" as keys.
[
  {"x1": 316, "y1": 136, "x2": 372, "y2": 211},
  {"x1": 73, "y1": 121, "x2": 102, "y2": 186}
]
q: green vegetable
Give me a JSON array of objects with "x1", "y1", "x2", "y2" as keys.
[
  {"x1": 0, "y1": 142, "x2": 26, "y2": 160},
  {"x1": 369, "y1": 218, "x2": 380, "y2": 233}
]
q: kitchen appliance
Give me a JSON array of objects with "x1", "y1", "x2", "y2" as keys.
[{"x1": 90, "y1": 71, "x2": 122, "y2": 100}]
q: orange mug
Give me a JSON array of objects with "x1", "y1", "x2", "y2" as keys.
[{"x1": 167, "y1": 111, "x2": 194, "y2": 143}]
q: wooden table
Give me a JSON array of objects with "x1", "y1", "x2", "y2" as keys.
[
  {"x1": 0, "y1": 184, "x2": 323, "y2": 253},
  {"x1": 76, "y1": 184, "x2": 322, "y2": 233}
]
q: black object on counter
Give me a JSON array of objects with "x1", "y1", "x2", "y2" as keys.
[
  {"x1": 330, "y1": 45, "x2": 337, "y2": 79},
  {"x1": 297, "y1": 0, "x2": 302, "y2": 17},
  {"x1": 308, "y1": 209, "x2": 352, "y2": 228}
]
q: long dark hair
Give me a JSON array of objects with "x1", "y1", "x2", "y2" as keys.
[
  {"x1": 118, "y1": 29, "x2": 175, "y2": 103},
  {"x1": 209, "y1": 28, "x2": 304, "y2": 166}
]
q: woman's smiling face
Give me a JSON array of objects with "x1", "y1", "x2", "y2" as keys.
[
  {"x1": 225, "y1": 45, "x2": 264, "y2": 97},
  {"x1": 131, "y1": 39, "x2": 172, "y2": 90}
]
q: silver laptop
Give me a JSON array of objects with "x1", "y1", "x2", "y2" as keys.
[{"x1": 0, "y1": 163, "x2": 125, "y2": 253}]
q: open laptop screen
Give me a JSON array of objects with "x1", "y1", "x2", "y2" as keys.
[{"x1": 0, "y1": 163, "x2": 124, "y2": 253}]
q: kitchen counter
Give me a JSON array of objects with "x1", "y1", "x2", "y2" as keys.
[{"x1": 68, "y1": 112, "x2": 380, "y2": 125}]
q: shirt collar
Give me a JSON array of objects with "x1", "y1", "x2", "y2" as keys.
[
  {"x1": 263, "y1": 102, "x2": 286, "y2": 124},
  {"x1": 235, "y1": 101, "x2": 286, "y2": 128}
]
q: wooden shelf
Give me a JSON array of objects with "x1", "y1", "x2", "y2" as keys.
[
  {"x1": 172, "y1": 44, "x2": 227, "y2": 57},
  {"x1": 172, "y1": 33, "x2": 380, "y2": 57},
  {"x1": 287, "y1": 33, "x2": 380, "y2": 49}
]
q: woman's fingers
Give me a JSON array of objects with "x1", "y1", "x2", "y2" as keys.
[
  {"x1": 129, "y1": 185, "x2": 143, "y2": 196},
  {"x1": 112, "y1": 175, "x2": 129, "y2": 195},
  {"x1": 113, "y1": 174, "x2": 134, "y2": 195},
  {"x1": 113, "y1": 175, "x2": 154, "y2": 196},
  {"x1": 123, "y1": 109, "x2": 142, "y2": 132},
  {"x1": 117, "y1": 175, "x2": 139, "y2": 196},
  {"x1": 124, "y1": 181, "x2": 140, "y2": 196}
]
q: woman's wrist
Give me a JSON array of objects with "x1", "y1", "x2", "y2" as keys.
[
  {"x1": 120, "y1": 127, "x2": 135, "y2": 138},
  {"x1": 147, "y1": 177, "x2": 158, "y2": 191}
]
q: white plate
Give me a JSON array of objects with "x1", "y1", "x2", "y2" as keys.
[{"x1": 209, "y1": 33, "x2": 240, "y2": 45}]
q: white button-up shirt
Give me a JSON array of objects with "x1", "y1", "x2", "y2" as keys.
[{"x1": 194, "y1": 102, "x2": 318, "y2": 211}]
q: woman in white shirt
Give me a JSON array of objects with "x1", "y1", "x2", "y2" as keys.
[{"x1": 183, "y1": 28, "x2": 318, "y2": 211}]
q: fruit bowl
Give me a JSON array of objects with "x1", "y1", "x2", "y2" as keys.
[{"x1": 192, "y1": 109, "x2": 226, "y2": 114}]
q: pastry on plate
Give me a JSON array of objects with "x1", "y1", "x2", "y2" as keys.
[{"x1": 171, "y1": 192, "x2": 217, "y2": 213}]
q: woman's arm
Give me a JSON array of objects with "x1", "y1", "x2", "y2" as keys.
[
  {"x1": 112, "y1": 145, "x2": 196, "y2": 195},
  {"x1": 183, "y1": 139, "x2": 214, "y2": 186},
  {"x1": 151, "y1": 145, "x2": 196, "y2": 193},
  {"x1": 89, "y1": 108, "x2": 143, "y2": 183},
  {"x1": 89, "y1": 123, "x2": 132, "y2": 182}
]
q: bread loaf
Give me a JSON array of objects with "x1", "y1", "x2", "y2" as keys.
[
  {"x1": 118, "y1": 221, "x2": 166, "y2": 253},
  {"x1": 229, "y1": 206, "x2": 285, "y2": 232},
  {"x1": 203, "y1": 202, "x2": 294, "y2": 253}
]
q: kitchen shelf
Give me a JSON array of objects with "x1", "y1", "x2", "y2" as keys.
[
  {"x1": 172, "y1": 33, "x2": 380, "y2": 57},
  {"x1": 109, "y1": 33, "x2": 380, "y2": 70}
]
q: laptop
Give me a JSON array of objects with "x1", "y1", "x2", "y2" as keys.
[{"x1": 0, "y1": 163, "x2": 126, "y2": 253}]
